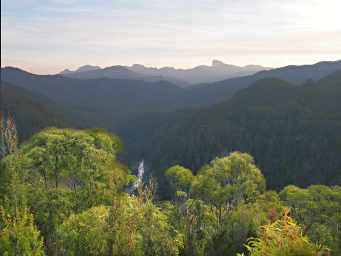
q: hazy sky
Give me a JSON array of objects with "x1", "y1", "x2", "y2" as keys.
[{"x1": 1, "y1": 0, "x2": 341, "y2": 74}]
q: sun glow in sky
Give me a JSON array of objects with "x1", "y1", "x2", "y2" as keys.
[{"x1": 1, "y1": 0, "x2": 341, "y2": 74}]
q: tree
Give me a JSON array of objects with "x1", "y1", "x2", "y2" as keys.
[
  {"x1": 1, "y1": 127, "x2": 134, "y2": 255},
  {"x1": 2, "y1": 127, "x2": 134, "y2": 209},
  {"x1": 58, "y1": 191, "x2": 183, "y2": 256},
  {"x1": 205, "y1": 191, "x2": 283, "y2": 256},
  {"x1": 239, "y1": 208, "x2": 330, "y2": 256},
  {"x1": 164, "y1": 153, "x2": 269, "y2": 256},
  {"x1": 0, "y1": 113, "x2": 45, "y2": 256},
  {"x1": 165, "y1": 165, "x2": 194, "y2": 198},
  {"x1": 162, "y1": 198, "x2": 216, "y2": 256},
  {"x1": 0, "y1": 206, "x2": 45, "y2": 256},
  {"x1": 280, "y1": 185, "x2": 341, "y2": 255},
  {"x1": 16, "y1": 127, "x2": 122, "y2": 189},
  {"x1": 190, "y1": 152, "x2": 266, "y2": 224}
]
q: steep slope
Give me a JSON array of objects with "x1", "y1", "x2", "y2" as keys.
[
  {"x1": 184, "y1": 59, "x2": 341, "y2": 105},
  {"x1": 150, "y1": 71, "x2": 341, "y2": 193},
  {"x1": 4, "y1": 60, "x2": 341, "y2": 113},
  {"x1": 3, "y1": 64, "x2": 341, "y2": 174},
  {"x1": 1, "y1": 81, "x2": 80, "y2": 142},
  {"x1": 1, "y1": 67, "x2": 189, "y2": 133}
]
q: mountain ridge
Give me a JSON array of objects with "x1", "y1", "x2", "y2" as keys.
[
  {"x1": 56, "y1": 60, "x2": 271, "y2": 86},
  {"x1": 149, "y1": 70, "x2": 341, "y2": 195},
  {"x1": 128, "y1": 59, "x2": 271, "y2": 84}
]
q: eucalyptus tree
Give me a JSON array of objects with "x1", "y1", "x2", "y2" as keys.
[
  {"x1": 238, "y1": 208, "x2": 330, "y2": 256},
  {"x1": 164, "y1": 152, "x2": 267, "y2": 256},
  {"x1": 280, "y1": 185, "x2": 341, "y2": 255},
  {"x1": 190, "y1": 152, "x2": 266, "y2": 223},
  {"x1": 58, "y1": 189, "x2": 183, "y2": 256},
  {"x1": 1, "y1": 127, "x2": 134, "y2": 255},
  {"x1": 0, "y1": 113, "x2": 45, "y2": 256},
  {"x1": 165, "y1": 165, "x2": 194, "y2": 199}
]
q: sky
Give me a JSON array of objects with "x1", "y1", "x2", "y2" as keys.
[{"x1": 1, "y1": 0, "x2": 341, "y2": 74}]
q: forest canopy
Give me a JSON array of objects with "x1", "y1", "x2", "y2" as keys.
[{"x1": 0, "y1": 121, "x2": 339, "y2": 255}]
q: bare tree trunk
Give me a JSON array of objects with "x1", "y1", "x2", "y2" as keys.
[{"x1": 55, "y1": 170, "x2": 59, "y2": 188}]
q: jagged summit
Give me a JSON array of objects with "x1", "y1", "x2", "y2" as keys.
[
  {"x1": 128, "y1": 60, "x2": 271, "y2": 84},
  {"x1": 212, "y1": 59, "x2": 231, "y2": 67},
  {"x1": 75, "y1": 65, "x2": 101, "y2": 73},
  {"x1": 59, "y1": 65, "x2": 101, "y2": 75}
]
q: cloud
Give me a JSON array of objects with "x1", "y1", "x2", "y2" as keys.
[{"x1": 2, "y1": 0, "x2": 341, "y2": 73}]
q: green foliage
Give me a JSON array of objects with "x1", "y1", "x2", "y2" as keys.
[
  {"x1": 58, "y1": 194, "x2": 183, "y2": 256},
  {"x1": 57, "y1": 205, "x2": 109, "y2": 256},
  {"x1": 190, "y1": 152, "x2": 266, "y2": 209},
  {"x1": 164, "y1": 153, "x2": 272, "y2": 256},
  {"x1": 205, "y1": 191, "x2": 283, "y2": 255},
  {"x1": 0, "y1": 123, "x2": 336, "y2": 256},
  {"x1": 239, "y1": 208, "x2": 330, "y2": 256},
  {"x1": 0, "y1": 161, "x2": 11, "y2": 206},
  {"x1": 0, "y1": 206, "x2": 45, "y2": 256},
  {"x1": 151, "y1": 73, "x2": 341, "y2": 193},
  {"x1": 163, "y1": 199, "x2": 217, "y2": 256},
  {"x1": 280, "y1": 185, "x2": 341, "y2": 255},
  {"x1": 0, "y1": 127, "x2": 133, "y2": 255},
  {"x1": 27, "y1": 188, "x2": 73, "y2": 254},
  {"x1": 1, "y1": 82, "x2": 80, "y2": 144},
  {"x1": 4, "y1": 127, "x2": 128, "y2": 199},
  {"x1": 165, "y1": 165, "x2": 194, "y2": 195}
]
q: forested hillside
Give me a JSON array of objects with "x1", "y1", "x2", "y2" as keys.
[
  {"x1": 1, "y1": 66, "x2": 341, "y2": 192},
  {"x1": 185, "y1": 59, "x2": 341, "y2": 105},
  {"x1": 1, "y1": 67, "x2": 188, "y2": 129},
  {"x1": 0, "y1": 124, "x2": 338, "y2": 255},
  {"x1": 0, "y1": 82, "x2": 80, "y2": 142},
  {"x1": 2, "y1": 61, "x2": 341, "y2": 162},
  {"x1": 150, "y1": 71, "x2": 341, "y2": 193}
]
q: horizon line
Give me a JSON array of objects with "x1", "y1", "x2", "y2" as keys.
[{"x1": 2, "y1": 58, "x2": 341, "y2": 76}]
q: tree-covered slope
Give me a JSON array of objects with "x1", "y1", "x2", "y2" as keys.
[
  {"x1": 1, "y1": 81, "x2": 80, "y2": 142},
  {"x1": 3, "y1": 59, "x2": 341, "y2": 113},
  {"x1": 185, "y1": 59, "x2": 341, "y2": 105},
  {"x1": 150, "y1": 71, "x2": 341, "y2": 191},
  {"x1": 1, "y1": 67, "x2": 189, "y2": 128},
  {"x1": 2, "y1": 64, "x2": 341, "y2": 188}
]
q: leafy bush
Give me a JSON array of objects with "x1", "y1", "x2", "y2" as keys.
[
  {"x1": 0, "y1": 206, "x2": 45, "y2": 256},
  {"x1": 239, "y1": 208, "x2": 330, "y2": 256}
]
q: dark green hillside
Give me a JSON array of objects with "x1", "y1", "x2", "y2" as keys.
[
  {"x1": 253, "y1": 60, "x2": 341, "y2": 84},
  {"x1": 1, "y1": 81, "x2": 80, "y2": 142},
  {"x1": 2, "y1": 65, "x2": 341, "y2": 189},
  {"x1": 1, "y1": 67, "x2": 189, "y2": 128},
  {"x1": 3, "y1": 60, "x2": 341, "y2": 114},
  {"x1": 150, "y1": 71, "x2": 341, "y2": 192},
  {"x1": 185, "y1": 60, "x2": 341, "y2": 105}
]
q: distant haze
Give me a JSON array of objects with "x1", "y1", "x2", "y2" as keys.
[
  {"x1": 1, "y1": 0, "x2": 341, "y2": 74},
  {"x1": 58, "y1": 60, "x2": 271, "y2": 85}
]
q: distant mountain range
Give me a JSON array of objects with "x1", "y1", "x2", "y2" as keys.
[
  {"x1": 3, "y1": 60, "x2": 341, "y2": 108},
  {"x1": 59, "y1": 65, "x2": 189, "y2": 87},
  {"x1": 60, "y1": 65, "x2": 101, "y2": 74},
  {"x1": 58, "y1": 60, "x2": 271, "y2": 86},
  {"x1": 57, "y1": 60, "x2": 341, "y2": 88},
  {"x1": 128, "y1": 60, "x2": 271, "y2": 84}
]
